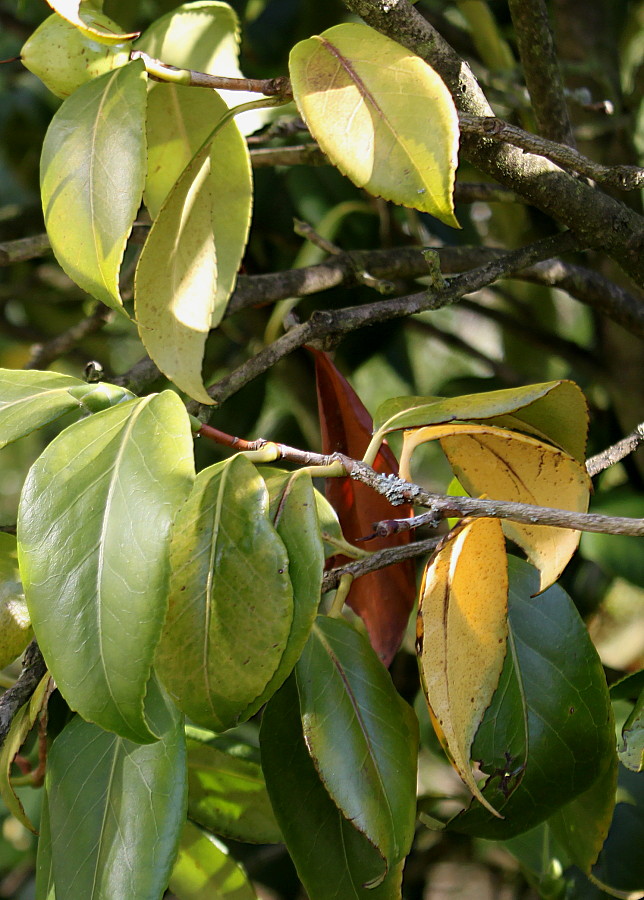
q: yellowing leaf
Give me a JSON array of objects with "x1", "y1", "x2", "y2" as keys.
[
  {"x1": 417, "y1": 518, "x2": 508, "y2": 817},
  {"x1": 289, "y1": 23, "x2": 459, "y2": 226},
  {"x1": 45, "y1": 0, "x2": 139, "y2": 43},
  {"x1": 401, "y1": 423, "x2": 591, "y2": 591},
  {"x1": 135, "y1": 92, "x2": 252, "y2": 404}
]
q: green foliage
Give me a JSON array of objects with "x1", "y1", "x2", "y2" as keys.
[{"x1": 0, "y1": 0, "x2": 642, "y2": 897}]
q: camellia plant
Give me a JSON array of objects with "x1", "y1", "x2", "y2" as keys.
[{"x1": 0, "y1": 0, "x2": 643, "y2": 898}]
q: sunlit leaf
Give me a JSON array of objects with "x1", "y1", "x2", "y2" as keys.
[
  {"x1": 372, "y1": 380, "x2": 588, "y2": 462},
  {"x1": 0, "y1": 533, "x2": 32, "y2": 667},
  {"x1": 40, "y1": 60, "x2": 148, "y2": 312},
  {"x1": 46, "y1": 714, "x2": 186, "y2": 898},
  {"x1": 0, "y1": 368, "x2": 84, "y2": 448},
  {"x1": 135, "y1": 0, "x2": 270, "y2": 135},
  {"x1": 0, "y1": 673, "x2": 50, "y2": 833},
  {"x1": 186, "y1": 738, "x2": 281, "y2": 844},
  {"x1": 155, "y1": 455, "x2": 293, "y2": 731},
  {"x1": 290, "y1": 23, "x2": 459, "y2": 225},
  {"x1": 295, "y1": 617, "x2": 418, "y2": 875},
  {"x1": 401, "y1": 422, "x2": 590, "y2": 591},
  {"x1": 18, "y1": 392, "x2": 195, "y2": 743},
  {"x1": 170, "y1": 821, "x2": 257, "y2": 900},
  {"x1": 261, "y1": 676, "x2": 404, "y2": 899},
  {"x1": 417, "y1": 517, "x2": 507, "y2": 817},
  {"x1": 135, "y1": 91, "x2": 252, "y2": 404},
  {"x1": 312, "y1": 348, "x2": 416, "y2": 666},
  {"x1": 449, "y1": 557, "x2": 615, "y2": 838},
  {"x1": 44, "y1": 0, "x2": 138, "y2": 43}
]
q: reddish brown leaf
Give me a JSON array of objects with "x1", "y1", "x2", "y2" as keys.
[{"x1": 311, "y1": 348, "x2": 416, "y2": 665}]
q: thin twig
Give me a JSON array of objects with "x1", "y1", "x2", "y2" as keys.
[
  {"x1": 586, "y1": 424, "x2": 644, "y2": 477},
  {"x1": 0, "y1": 234, "x2": 51, "y2": 266},
  {"x1": 458, "y1": 113, "x2": 644, "y2": 189},
  {"x1": 322, "y1": 537, "x2": 441, "y2": 592},
  {"x1": 25, "y1": 305, "x2": 112, "y2": 370},
  {"x1": 0, "y1": 642, "x2": 47, "y2": 752}
]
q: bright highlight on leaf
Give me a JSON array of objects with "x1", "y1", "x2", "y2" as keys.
[
  {"x1": 45, "y1": 0, "x2": 139, "y2": 42},
  {"x1": 401, "y1": 422, "x2": 591, "y2": 591},
  {"x1": 40, "y1": 60, "x2": 148, "y2": 313},
  {"x1": 135, "y1": 90, "x2": 252, "y2": 404},
  {"x1": 417, "y1": 518, "x2": 508, "y2": 817},
  {"x1": 289, "y1": 23, "x2": 460, "y2": 226}
]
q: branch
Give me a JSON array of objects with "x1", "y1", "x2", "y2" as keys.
[
  {"x1": 0, "y1": 641, "x2": 47, "y2": 752},
  {"x1": 0, "y1": 234, "x2": 51, "y2": 266},
  {"x1": 339, "y1": 0, "x2": 644, "y2": 285},
  {"x1": 586, "y1": 424, "x2": 644, "y2": 477},
  {"x1": 24, "y1": 305, "x2": 112, "y2": 370},
  {"x1": 458, "y1": 113, "x2": 644, "y2": 190},
  {"x1": 322, "y1": 537, "x2": 440, "y2": 592},
  {"x1": 506, "y1": 0, "x2": 575, "y2": 146}
]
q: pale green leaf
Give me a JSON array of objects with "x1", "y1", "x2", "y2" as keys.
[
  {"x1": 0, "y1": 533, "x2": 32, "y2": 668},
  {"x1": 44, "y1": 0, "x2": 138, "y2": 43},
  {"x1": 46, "y1": 714, "x2": 186, "y2": 899},
  {"x1": 18, "y1": 392, "x2": 195, "y2": 743},
  {"x1": 135, "y1": 1, "x2": 270, "y2": 135},
  {"x1": 40, "y1": 60, "x2": 148, "y2": 312},
  {"x1": 135, "y1": 94, "x2": 252, "y2": 404},
  {"x1": 289, "y1": 23, "x2": 459, "y2": 225},
  {"x1": 170, "y1": 821, "x2": 257, "y2": 900},
  {"x1": 0, "y1": 368, "x2": 84, "y2": 448},
  {"x1": 155, "y1": 455, "x2": 293, "y2": 732}
]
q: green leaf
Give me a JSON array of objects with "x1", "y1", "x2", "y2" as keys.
[
  {"x1": 0, "y1": 673, "x2": 50, "y2": 833},
  {"x1": 40, "y1": 60, "x2": 148, "y2": 312},
  {"x1": 155, "y1": 455, "x2": 293, "y2": 732},
  {"x1": 46, "y1": 714, "x2": 186, "y2": 899},
  {"x1": 135, "y1": 1, "x2": 270, "y2": 136},
  {"x1": 35, "y1": 788, "x2": 55, "y2": 900},
  {"x1": 295, "y1": 617, "x2": 418, "y2": 871},
  {"x1": 0, "y1": 532, "x2": 32, "y2": 667},
  {"x1": 611, "y1": 670, "x2": 644, "y2": 772},
  {"x1": 170, "y1": 820, "x2": 257, "y2": 900},
  {"x1": 289, "y1": 22, "x2": 459, "y2": 226},
  {"x1": 135, "y1": 90, "x2": 252, "y2": 404},
  {"x1": 590, "y1": 765, "x2": 644, "y2": 896},
  {"x1": 260, "y1": 676, "x2": 404, "y2": 899},
  {"x1": 580, "y1": 489, "x2": 644, "y2": 589},
  {"x1": 372, "y1": 380, "x2": 588, "y2": 461},
  {"x1": 240, "y1": 470, "x2": 323, "y2": 719},
  {"x1": 18, "y1": 392, "x2": 195, "y2": 743},
  {"x1": 448, "y1": 556, "x2": 616, "y2": 838},
  {"x1": 0, "y1": 368, "x2": 84, "y2": 448},
  {"x1": 43, "y1": 0, "x2": 138, "y2": 44},
  {"x1": 186, "y1": 738, "x2": 281, "y2": 844}
]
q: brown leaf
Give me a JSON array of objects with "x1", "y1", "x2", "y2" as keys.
[{"x1": 311, "y1": 348, "x2": 416, "y2": 665}]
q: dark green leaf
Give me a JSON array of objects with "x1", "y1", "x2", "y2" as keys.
[
  {"x1": 46, "y1": 713, "x2": 187, "y2": 899},
  {"x1": 295, "y1": 617, "x2": 418, "y2": 868},
  {"x1": 260, "y1": 676, "x2": 404, "y2": 899},
  {"x1": 18, "y1": 392, "x2": 195, "y2": 743},
  {"x1": 35, "y1": 788, "x2": 55, "y2": 900},
  {"x1": 40, "y1": 60, "x2": 147, "y2": 311},
  {"x1": 155, "y1": 455, "x2": 293, "y2": 732},
  {"x1": 449, "y1": 556, "x2": 615, "y2": 838},
  {"x1": 590, "y1": 765, "x2": 644, "y2": 895},
  {"x1": 170, "y1": 820, "x2": 257, "y2": 900},
  {"x1": 187, "y1": 738, "x2": 281, "y2": 844}
]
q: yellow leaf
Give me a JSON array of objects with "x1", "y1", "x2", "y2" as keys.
[
  {"x1": 45, "y1": 0, "x2": 139, "y2": 43},
  {"x1": 401, "y1": 423, "x2": 591, "y2": 591},
  {"x1": 417, "y1": 518, "x2": 507, "y2": 817},
  {"x1": 289, "y1": 23, "x2": 460, "y2": 226}
]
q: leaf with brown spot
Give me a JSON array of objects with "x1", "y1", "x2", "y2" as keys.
[
  {"x1": 311, "y1": 348, "x2": 416, "y2": 666},
  {"x1": 417, "y1": 517, "x2": 508, "y2": 817}
]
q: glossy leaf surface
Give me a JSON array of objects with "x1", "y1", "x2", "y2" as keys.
[
  {"x1": 401, "y1": 422, "x2": 590, "y2": 591},
  {"x1": 373, "y1": 380, "x2": 588, "y2": 462},
  {"x1": 313, "y1": 348, "x2": 416, "y2": 665},
  {"x1": 170, "y1": 821, "x2": 257, "y2": 900},
  {"x1": 0, "y1": 368, "x2": 84, "y2": 448},
  {"x1": 187, "y1": 738, "x2": 281, "y2": 844},
  {"x1": 155, "y1": 455, "x2": 293, "y2": 731},
  {"x1": 290, "y1": 23, "x2": 459, "y2": 225},
  {"x1": 449, "y1": 557, "x2": 615, "y2": 838},
  {"x1": 41, "y1": 60, "x2": 147, "y2": 312},
  {"x1": 44, "y1": 0, "x2": 138, "y2": 42},
  {"x1": 417, "y1": 517, "x2": 507, "y2": 817},
  {"x1": 46, "y1": 714, "x2": 186, "y2": 899},
  {"x1": 136, "y1": 89, "x2": 252, "y2": 403},
  {"x1": 240, "y1": 470, "x2": 323, "y2": 719},
  {"x1": 18, "y1": 392, "x2": 195, "y2": 742},
  {"x1": 295, "y1": 617, "x2": 418, "y2": 870},
  {"x1": 261, "y1": 676, "x2": 404, "y2": 899}
]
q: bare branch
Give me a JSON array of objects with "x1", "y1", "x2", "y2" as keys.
[
  {"x1": 0, "y1": 642, "x2": 47, "y2": 752},
  {"x1": 322, "y1": 537, "x2": 440, "y2": 592},
  {"x1": 0, "y1": 234, "x2": 51, "y2": 266},
  {"x1": 458, "y1": 113, "x2": 644, "y2": 190},
  {"x1": 586, "y1": 424, "x2": 644, "y2": 477},
  {"x1": 25, "y1": 305, "x2": 112, "y2": 370}
]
